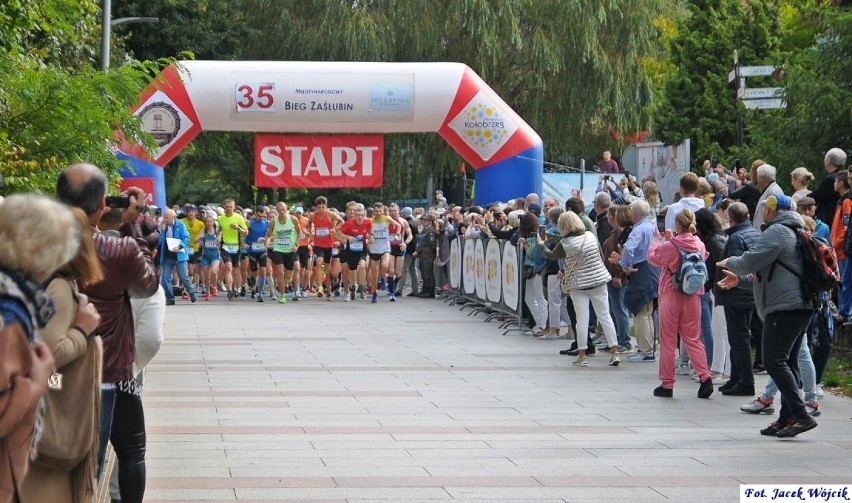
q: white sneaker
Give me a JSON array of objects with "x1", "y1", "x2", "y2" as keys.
[
  {"x1": 608, "y1": 354, "x2": 620, "y2": 366},
  {"x1": 572, "y1": 355, "x2": 588, "y2": 367},
  {"x1": 815, "y1": 385, "x2": 825, "y2": 398},
  {"x1": 676, "y1": 361, "x2": 693, "y2": 376}
]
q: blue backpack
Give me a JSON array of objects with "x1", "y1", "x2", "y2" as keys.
[{"x1": 672, "y1": 247, "x2": 708, "y2": 295}]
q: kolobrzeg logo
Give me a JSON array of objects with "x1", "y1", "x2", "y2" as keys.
[{"x1": 448, "y1": 90, "x2": 518, "y2": 161}]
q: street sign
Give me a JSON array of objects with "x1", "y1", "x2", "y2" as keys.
[
  {"x1": 738, "y1": 87, "x2": 784, "y2": 99},
  {"x1": 728, "y1": 65, "x2": 776, "y2": 82},
  {"x1": 742, "y1": 98, "x2": 786, "y2": 110},
  {"x1": 740, "y1": 65, "x2": 776, "y2": 77}
]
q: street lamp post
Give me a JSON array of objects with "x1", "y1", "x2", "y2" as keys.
[{"x1": 100, "y1": 0, "x2": 159, "y2": 71}]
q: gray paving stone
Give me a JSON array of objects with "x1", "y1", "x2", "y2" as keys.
[{"x1": 143, "y1": 297, "x2": 852, "y2": 502}]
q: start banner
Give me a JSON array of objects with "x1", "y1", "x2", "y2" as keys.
[{"x1": 255, "y1": 134, "x2": 384, "y2": 188}]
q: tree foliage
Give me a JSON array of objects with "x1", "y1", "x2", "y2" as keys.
[
  {"x1": 747, "y1": 3, "x2": 851, "y2": 182},
  {"x1": 123, "y1": 0, "x2": 674, "y2": 204},
  {"x1": 0, "y1": 0, "x2": 161, "y2": 195}
]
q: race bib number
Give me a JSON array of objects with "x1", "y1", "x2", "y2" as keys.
[
  {"x1": 332, "y1": 246, "x2": 339, "y2": 256},
  {"x1": 350, "y1": 241, "x2": 364, "y2": 252},
  {"x1": 374, "y1": 229, "x2": 387, "y2": 239},
  {"x1": 251, "y1": 242, "x2": 266, "y2": 252},
  {"x1": 316, "y1": 227, "x2": 330, "y2": 238},
  {"x1": 205, "y1": 241, "x2": 218, "y2": 250},
  {"x1": 276, "y1": 236, "x2": 291, "y2": 247},
  {"x1": 223, "y1": 243, "x2": 239, "y2": 254}
]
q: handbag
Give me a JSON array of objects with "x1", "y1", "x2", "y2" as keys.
[
  {"x1": 35, "y1": 315, "x2": 102, "y2": 470},
  {"x1": 560, "y1": 235, "x2": 587, "y2": 295}
]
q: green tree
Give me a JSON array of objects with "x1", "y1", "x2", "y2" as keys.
[
  {"x1": 153, "y1": 0, "x2": 674, "y2": 204},
  {"x1": 652, "y1": 0, "x2": 782, "y2": 166},
  {"x1": 747, "y1": 4, "x2": 851, "y2": 182},
  {"x1": 0, "y1": 0, "x2": 160, "y2": 194}
]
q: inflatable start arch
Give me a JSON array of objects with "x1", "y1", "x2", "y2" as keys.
[{"x1": 124, "y1": 61, "x2": 543, "y2": 206}]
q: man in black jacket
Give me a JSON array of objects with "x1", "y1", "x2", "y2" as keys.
[
  {"x1": 809, "y1": 147, "x2": 849, "y2": 229},
  {"x1": 715, "y1": 202, "x2": 761, "y2": 396}
]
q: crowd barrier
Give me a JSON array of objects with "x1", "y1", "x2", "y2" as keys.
[{"x1": 439, "y1": 235, "x2": 526, "y2": 335}]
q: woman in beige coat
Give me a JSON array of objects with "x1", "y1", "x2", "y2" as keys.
[{"x1": 20, "y1": 208, "x2": 103, "y2": 503}]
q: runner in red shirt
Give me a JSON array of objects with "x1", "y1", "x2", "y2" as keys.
[
  {"x1": 309, "y1": 195, "x2": 344, "y2": 300},
  {"x1": 336, "y1": 203, "x2": 372, "y2": 300}
]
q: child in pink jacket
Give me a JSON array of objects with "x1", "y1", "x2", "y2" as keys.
[{"x1": 648, "y1": 208, "x2": 714, "y2": 398}]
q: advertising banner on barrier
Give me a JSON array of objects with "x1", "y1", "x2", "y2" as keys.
[{"x1": 255, "y1": 134, "x2": 384, "y2": 188}]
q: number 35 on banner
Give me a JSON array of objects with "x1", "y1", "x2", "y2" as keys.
[{"x1": 235, "y1": 83, "x2": 275, "y2": 112}]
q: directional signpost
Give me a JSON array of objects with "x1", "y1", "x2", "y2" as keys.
[{"x1": 730, "y1": 51, "x2": 786, "y2": 145}]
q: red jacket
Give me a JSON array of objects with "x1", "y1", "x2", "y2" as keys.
[{"x1": 81, "y1": 233, "x2": 158, "y2": 383}]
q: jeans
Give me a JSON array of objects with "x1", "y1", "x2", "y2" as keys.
[
  {"x1": 607, "y1": 284, "x2": 631, "y2": 349},
  {"x1": 841, "y1": 259, "x2": 852, "y2": 317},
  {"x1": 761, "y1": 339, "x2": 817, "y2": 403},
  {"x1": 700, "y1": 291, "x2": 713, "y2": 366},
  {"x1": 762, "y1": 310, "x2": 814, "y2": 422},
  {"x1": 161, "y1": 259, "x2": 195, "y2": 301}
]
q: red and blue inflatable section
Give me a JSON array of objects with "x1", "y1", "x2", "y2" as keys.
[{"x1": 123, "y1": 61, "x2": 542, "y2": 206}]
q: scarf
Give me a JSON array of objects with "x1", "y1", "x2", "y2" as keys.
[{"x1": 0, "y1": 266, "x2": 55, "y2": 341}]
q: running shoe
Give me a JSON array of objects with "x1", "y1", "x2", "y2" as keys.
[
  {"x1": 349, "y1": 284, "x2": 356, "y2": 301},
  {"x1": 212, "y1": 287, "x2": 219, "y2": 297},
  {"x1": 371, "y1": 292, "x2": 378, "y2": 304},
  {"x1": 240, "y1": 287, "x2": 247, "y2": 297},
  {"x1": 389, "y1": 292, "x2": 396, "y2": 302},
  {"x1": 204, "y1": 292, "x2": 210, "y2": 301},
  {"x1": 740, "y1": 397, "x2": 775, "y2": 415},
  {"x1": 608, "y1": 354, "x2": 620, "y2": 366},
  {"x1": 572, "y1": 355, "x2": 588, "y2": 367},
  {"x1": 300, "y1": 290, "x2": 308, "y2": 298},
  {"x1": 279, "y1": 294, "x2": 287, "y2": 304},
  {"x1": 805, "y1": 401, "x2": 821, "y2": 417},
  {"x1": 256, "y1": 295, "x2": 264, "y2": 303}
]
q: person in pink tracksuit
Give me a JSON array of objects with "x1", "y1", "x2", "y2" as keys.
[{"x1": 648, "y1": 208, "x2": 714, "y2": 398}]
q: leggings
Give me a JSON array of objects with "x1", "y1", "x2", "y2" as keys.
[{"x1": 111, "y1": 386, "x2": 147, "y2": 503}]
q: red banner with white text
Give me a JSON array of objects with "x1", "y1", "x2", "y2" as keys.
[{"x1": 255, "y1": 134, "x2": 384, "y2": 188}]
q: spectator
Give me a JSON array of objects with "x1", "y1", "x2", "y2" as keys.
[
  {"x1": 612, "y1": 200, "x2": 660, "y2": 362},
  {"x1": 716, "y1": 202, "x2": 761, "y2": 396},
  {"x1": 21, "y1": 207, "x2": 103, "y2": 503},
  {"x1": 1, "y1": 195, "x2": 78, "y2": 503},
  {"x1": 539, "y1": 211, "x2": 621, "y2": 367},
  {"x1": 517, "y1": 212, "x2": 548, "y2": 336},
  {"x1": 718, "y1": 194, "x2": 817, "y2": 437},
  {"x1": 790, "y1": 167, "x2": 815, "y2": 203},
  {"x1": 642, "y1": 180, "x2": 662, "y2": 221},
  {"x1": 729, "y1": 159, "x2": 765, "y2": 222},
  {"x1": 752, "y1": 164, "x2": 784, "y2": 232},
  {"x1": 695, "y1": 208, "x2": 728, "y2": 376},
  {"x1": 796, "y1": 197, "x2": 829, "y2": 241},
  {"x1": 809, "y1": 147, "x2": 848, "y2": 229},
  {"x1": 830, "y1": 170, "x2": 852, "y2": 324},
  {"x1": 596, "y1": 150, "x2": 620, "y2": 173},
  {"x1": 648, "y1": 208, "x2": 713, "y2": 398},
  {"x1": 602, "y1": 206, "x2": 632, "y2": 352},
  {"x1": 538, "y1": 207, "x2": 564, "y2": 339},
  {"x1": 664, "y1": 172, "x2": 705, "y2": 232},
  {"x1": 56, "y1": 163, "x2": 159, "y2": 503},
  {"x1": 696, "y1": 177, "x2": 714, "y2": 209}
]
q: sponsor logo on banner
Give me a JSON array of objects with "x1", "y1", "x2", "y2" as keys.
[
  {"x1": 448, "y1": 90, "x2": 518, "y2": 161},
  {"x1": 255, "y1": 135, "x2": 384, "y2": 188},
  {"x1": 368, "y1": 84, "x2": 413, "y2": 113},
  {"x1": 139, "y1": 102, "x2": 181, "y2": 148}
]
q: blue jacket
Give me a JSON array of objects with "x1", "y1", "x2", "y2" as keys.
[{"x1": 159, "y1": 219, "x2": 191, "y2": 263}]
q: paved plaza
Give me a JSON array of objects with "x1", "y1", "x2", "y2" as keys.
[{"x1": 141, "y1": 292, "x2": 852, "y2": 502}]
